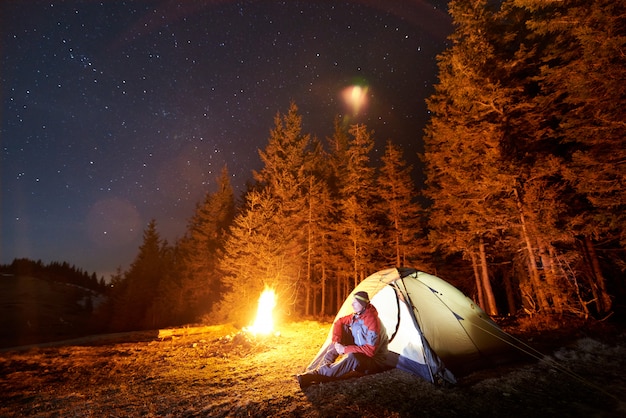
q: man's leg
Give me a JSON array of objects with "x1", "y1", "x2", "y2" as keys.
[
  {"x1": 312, "y1": 324, "x2": 354, "y2": 368},
  {"x1": 297, "y1": 344, "x2": 339, "y2": 389},
  {"x1": 321, "y1": 344, "x2": 339, "y2": 365},
  {"x1": 297, "y1": 324, "x2": 358, "y2": 390},
  {"x1": 316, "y1": 353, "x2": 371, "y2": 379}
]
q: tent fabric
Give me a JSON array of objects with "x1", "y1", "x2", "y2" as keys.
[{"x1": 306, "y1": 267, "x2": 516, "y2": 384}]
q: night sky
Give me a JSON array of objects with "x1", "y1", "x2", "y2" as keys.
[{"x1": 1, "y1": 0, "x2": 451, "y2": 279}]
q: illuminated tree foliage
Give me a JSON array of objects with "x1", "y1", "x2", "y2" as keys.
[
  {"x1": 425, "y1": 0, "x2": 520, "y2": 316},
  {"x1": 217, "y1": 103, "x2": 312, "y2": 324},
  {"x1": 322, "y1": 118, "x2": 353, "y2": 312},
  {"x1": 519, "y1": 0, "x2": 625, "y2": 314},
  {"x1": 175, "y1": 166, "x2": 235, "y2": 322},
  {"x1": 215, "y1": 111, "x2": 424, "y2": 320},
  {"x1": 217, "y1": 188, "x2": 286, "y2": 326},
  {"x1": 424, "y1": 0, "x2": 624, "y2": 317},
  {"x1": 377, "y1": 141, "x2": 425, "y2": 269},
  {"x1": 301, "y1": 138, "x2": 336, "y2": 316},
  {"x1": 98, "y1": 1, "x2": 624, "y2": 329},
  {"x1": 335, "y1": 124, "x2": 381, "y2": 292},
  {"x1": 96, "y1": 110, "x2": 425, "y2": 328}
]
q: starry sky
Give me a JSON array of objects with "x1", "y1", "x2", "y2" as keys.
[{"x1": 1, "y1": 0, "x2": 451, "y2": 279}]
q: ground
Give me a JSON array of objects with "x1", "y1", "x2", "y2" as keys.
[{"x1": 1, "y1": 320, "x2": 625, "y2": 417}]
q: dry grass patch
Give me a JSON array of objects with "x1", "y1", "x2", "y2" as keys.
[{"x1": 1, "y1": 320, "x2": 625, "y2": 417}]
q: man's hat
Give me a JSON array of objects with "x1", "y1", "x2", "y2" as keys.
[{"x1": 353, "y1": 291, "x2": 370, "y2": 306}]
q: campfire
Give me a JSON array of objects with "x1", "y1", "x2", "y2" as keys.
[{"x1": 247, "y1": 287, "x2": 277, "y2": 336}]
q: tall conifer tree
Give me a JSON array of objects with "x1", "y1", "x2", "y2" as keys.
[
  {"x1": 337, "y1": 124, "x2": 379, "y2": 291},
  {"x1": 302, "y1": 138, "x2": 336, "y2": 316},
  {"x1": 324, "y1": 117, "x2": 352, "y2": 310},
  {"x1": 217, "y1": 188, "x2": 284, "y2": 325},
  {"x1": 219, "y1": 103, "x2": 312, "y2": 322},
  {"x1": 515, "y1": 0, "x2": 625, "y2": 314},
  {"x1": 424, "y1": 0, "x2": 517, "y2": 315},
  {"x1": 110, "y1": 220, "x2": 169, "y2": 330},
  {"x1": 176, "y1": 166, "x2": 235, "y2": 322},
  {"x1": 377, "y1": 141, "x2": 424, "y2": 267}
]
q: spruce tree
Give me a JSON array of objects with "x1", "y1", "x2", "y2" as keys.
[
  {"x1": 377, "y1": 141, "x2": 424, "y2": 268},
  {"x1": 110, "y1": 220, "x2": 168, "y2": 331},
  {"x1": 218, "y1": 103, "x2": 312, "y2": 323},
  {"x1": 302, "y1": 137, "x2": 336, "y2": 316},
  {"x1": 176, "y1": 166, "x2": 235, "y2": 322},
  {"x1": 424, "y1": 0, "x2": 519, "y2": 315},
  {"x1": 519, "y1": 0, "x2": 625, "y2": 314},
  {"x1": 337, "y1": 124, "x2": 380, "y2": 291},
  {"x1": 217, "y1": 188, "x2": 285, "y2": 326},
  {"x1": 324, "y1": 117, "x2": 353, "y2": 310}
]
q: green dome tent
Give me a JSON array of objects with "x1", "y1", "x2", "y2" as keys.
[{"x1": 306, "y1": 267, "x2": 518, "y2": 384}]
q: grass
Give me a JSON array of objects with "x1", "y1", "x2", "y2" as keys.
[{"x1": 1, "y1": 320, "x2": 625, "y2": 417}]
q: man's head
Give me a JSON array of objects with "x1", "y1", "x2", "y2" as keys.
[{"x1": 352, "y1": 291, "x2": 370, "y2": 313}]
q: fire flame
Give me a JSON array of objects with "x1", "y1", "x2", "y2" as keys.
[{"x1": 248, "y1": 287, "x2": 276, "y2": 335}]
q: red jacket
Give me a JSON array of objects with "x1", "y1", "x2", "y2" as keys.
[{"x1": 331, "y1": 304, "x2": 385, "y2": 358}]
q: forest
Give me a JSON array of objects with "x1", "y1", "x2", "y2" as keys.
[
  {"x1": 0, "y1": 258, "x2": 107, "y2": 294},
  {"x1": 6, "y1": 0, "x2": 625, "y2": 335}
]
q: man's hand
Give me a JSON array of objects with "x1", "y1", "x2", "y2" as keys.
[{"x1": 334, "y1": 342, "x2": 346, "y2": 354}]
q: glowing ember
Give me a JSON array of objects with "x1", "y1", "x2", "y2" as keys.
[{"x1": 248, "y1": 288, "x2": 276, "y2": 335}]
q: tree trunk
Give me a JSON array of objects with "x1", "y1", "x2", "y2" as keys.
[
  {"x1": 538, "y1": 243, "x2": 564, "y2": 314},
  {"x1": 320, "y1": 264, "x2": 327, "y2": 316},
  {"x1": 503, "y1": 271, "x2": 516, "y2": 316},
  {"x1": 554, "y1": 246, "x2": 590, "y2": 318},
  {"x1": 583, "y1": 235, "x2": 612, "y2": 314},
  {"x1": 513, "y1": 187, "x2": 550, "y2": 312},
  {"x1": 470, "y1": 251, "x2": 485, "y2": 309},
  {"x1": 336, "y1": 274, "x2": 343, "y2": 312},
  {"x1": 395, "y1": 221, "x2": 401, "y2": 267},
  {"x1": 353, "y1": 234, "x2": 359, "y2": 289},
  {"x1": 478, "y1": 237, "x2": 498, "y2": 316},
  {"x1": 304, "y1": 282, "x2": 311, "y2": 317},
  {"x1": 305, "y1": 190, "x2": 313, "y2": 316}
]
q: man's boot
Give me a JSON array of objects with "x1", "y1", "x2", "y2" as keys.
[{"x1": 296, "y1": 372, "x2": 319, "y2": 390}]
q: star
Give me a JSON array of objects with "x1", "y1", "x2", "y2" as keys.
[{"x1": 0, "y1": 0, "x2": 452, "y2": 278}]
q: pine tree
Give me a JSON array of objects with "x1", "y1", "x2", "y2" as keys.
[
  {"x1": 424, "y1": 0, "x2": 519, "y2": 315},
  {"x1": 377, "y1": 141, "x2": 424, "y2": 267},
  {"x1": 255, "y1": 102, "x2": 310, "y2": 212},
  {"x1": 176, "y1": 166, "x2": 235, "y2": 322},
  {"x1": 302, "y1": 137, "x2": 336, "y2": 316},
  {"x1": 424, "y1": 0, "x2": 623, "y2": 317},
  {"x1": 519, "y1": 0, "x2": 625, "y2": 315},
  {"x1": 147, "y1": 243, "x2": 178, "y2": 328},
  {"x1": 324, "y1": 117, "x2": 353, "y2": 311},
  {"x1": 217, "y1": 188, "x2": 287, "y2": 326},
  {"x1": 484, "y1": 0, "x2": 599, "y2": 316},
  {"x1": 218, "y1": 103, "x2": 312, "y2": 323},
  {"x1": 337, "y1": 124, "x2": 380, "y2": 291},
  {"x1": 110, "y1": 220, "x2": 169, "y2": 331}
]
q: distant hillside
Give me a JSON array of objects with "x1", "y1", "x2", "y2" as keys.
[{"x1": 0, "y1": 274, "x2": 104, "y2": 348}]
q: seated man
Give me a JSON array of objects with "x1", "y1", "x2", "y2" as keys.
[{"x1": 297, "y1": 291, "x2": 389, "y2": 389}]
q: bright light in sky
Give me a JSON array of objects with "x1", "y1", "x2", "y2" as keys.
[
  {"x1": 342, "y1": 84, "x2": 369, "y2": 116},
  {"x1": 0, "y1": 1, "x2": 452, "y2": 279}
]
